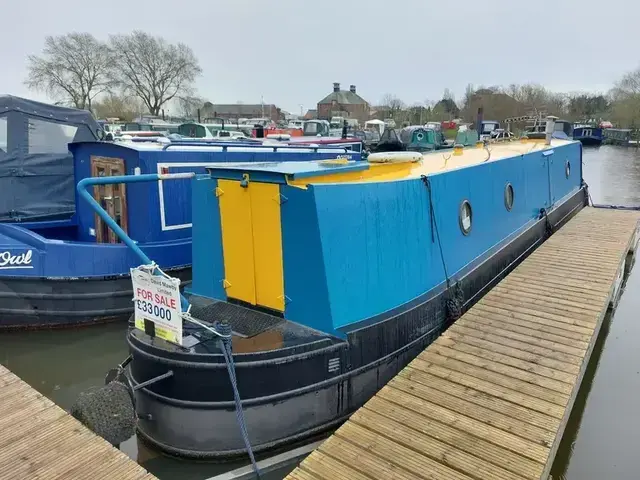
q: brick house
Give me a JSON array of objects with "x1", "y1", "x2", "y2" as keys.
[{"x1": 316, "y1": 83, "x2": 370, "y2": 123}]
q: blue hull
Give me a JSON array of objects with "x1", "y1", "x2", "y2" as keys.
[
  {"x1": 573, "y1": 126, "x2": 603, "y2": 146},
  {"x1": 126, "y1": 139, "x2": 587, "y2": 457}
]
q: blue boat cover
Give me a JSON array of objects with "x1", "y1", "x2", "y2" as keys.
[{"x1": 0, "y1": 95, "x2": 101, "y2": 221}]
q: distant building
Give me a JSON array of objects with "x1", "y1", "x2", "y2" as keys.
[
  {"x1": 303, "y1": 109, "x2": 318, "y2": 120},
  {"x1": 316, "y1": 83, "x2": 370, "y2": 123},
  {"x1": 200, "y1": 102, "x2": 283, "y2": 123}
]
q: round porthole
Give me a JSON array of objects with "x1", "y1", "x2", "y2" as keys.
[
  {"x1": 565, "y1": 160, "x2": 571, "y2": 179},
  {"x1": 459, "y1": 200, "x2": 472, "y2": 235},
  {"x1": 504, "y1": 183, "x2": 514, "y2": 211}
]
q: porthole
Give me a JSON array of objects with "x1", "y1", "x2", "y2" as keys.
[
  {"x1": 459, "y1": 200, "x2": 472, "y2": 235},
  {"x1": 504, "y1": 183, "x2": 514, "y2": 211},
  {"x1": 565, "y1": 160, "x2": 571, "y2": 179}
]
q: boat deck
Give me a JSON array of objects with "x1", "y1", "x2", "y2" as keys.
[
  {"x1": 285, "y1": 206, "x2": 640, "y2": 480},
  {"x1": 0, "y1": 365, "x2": 157, "y2": 480}
]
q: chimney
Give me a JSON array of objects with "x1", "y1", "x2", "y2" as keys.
[
  {"x1": 333, "y1": 82, "x2": 340, "y2": 93},
  {"x1": 545, "y1": 116, "x2": 558, "y2": 145},
  {"x1": 350, "y1": 85, "x2": 356, "y2": 93}
]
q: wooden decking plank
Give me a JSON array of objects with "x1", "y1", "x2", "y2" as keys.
[
  {"x1": 396, "y1": 367, "x2": 561, "y2": 432},
  {"x1": 343, "y1": 420, "x2": 515, "y2": 480},
  {"x1": 436, "y1": 336, "x2": 576, "y2": 386},
  {"x1": 442, "y1": 329, "x2": 580, "y2": 375},
  {"x1": 378, "y1": 386, "x2": 550, "y2": 464},
  {"x1": 448, "y1": 324, "x2": 583, "y2": 370},
  {"x1": 320, "y1": 435, "x2": 422, "y2": 480},
  {"x1": 360, "y1": 398, "x2": 545, "y2": 480},
  {"x1": 472, "y1": 302, "x2": 596, "y2": 336},
  {"x1": 461, "y1": 314, "x2": 589, "y2": 351},
  {"x1": 0, "y1": 365, "x2": 156, "y2": 480},
  {"x1": 413, "y1": 353, "x2": 568, "y2": 408},
  {"x1": 490, "y1": 284, "x2": 603, "y2": 313},
  {"x1": 299, "y1": 449, "x2": 372, "y2": 480},
  {"x1": 421, "y1": 344, "x2": 573, "y2": 396},
  {"x1": 286, "y1": 208, "x2": 640, "y2": 480},
  {"x1": 405, "y1": 363, "x2": 565, "y2": 419}
]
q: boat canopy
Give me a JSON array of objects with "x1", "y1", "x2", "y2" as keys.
[{"x1": 0, "y1": 95, "x2": 101, "y2": 221}]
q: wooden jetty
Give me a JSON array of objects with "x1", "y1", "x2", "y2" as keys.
[
  {"x1": 286, "y1": 206, "x2": 640, "y2": 480},
  {"x1": 0, "y1": 365, "x2": 157, "y2": 480}
]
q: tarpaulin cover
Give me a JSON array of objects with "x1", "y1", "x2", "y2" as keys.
[{"x1": 0, "y1": 95, "x2": 101, "y2": 221}]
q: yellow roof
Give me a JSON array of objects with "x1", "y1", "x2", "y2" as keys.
[{"x1": 288, "y1": 138, "x2": 575, "y2": 187}]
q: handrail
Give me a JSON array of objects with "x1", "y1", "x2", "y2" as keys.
[
  {"x1": 76, "y1": 172, "x2": 194, "y2": 311},
  {"x1": 161, "y1": 140, "x2": 352, "y2": 152}
]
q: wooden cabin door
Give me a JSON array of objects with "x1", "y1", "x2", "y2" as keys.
[{"x1": 90, "y1": 156, "x2": 128, "y2": 244}]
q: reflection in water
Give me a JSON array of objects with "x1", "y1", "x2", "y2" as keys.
[{"x1": 1, "y1": 145, "x2": 640, "y2": 479}]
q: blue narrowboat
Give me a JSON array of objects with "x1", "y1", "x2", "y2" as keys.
[
  {"x1": 0, "y1": 132, "x2": 359, "y2": 328},
  {"x1": 572, "y1": 124, "x2": 603, "y2": 146},
  {"x1": 123, "y1": 119, "x2": 588, "y2": 458}
]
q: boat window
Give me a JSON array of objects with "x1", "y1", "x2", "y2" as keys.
[
  {"x1": 218, "y1": 131, "x2": 231, "y2": 137},
  {"x1": 504, "y1": 183, "x2": 514, "y2": 211},
  {"x1": 459, "y1": 200, "x2": 472, "y2": 235},
  {"x1": 0, "y1": 116, "x2": 7, "y2": 153},
  {"x1": 304, "y1": 122, "x2": 320, "y2": 135},
  {"x1": 565, "y1": 160, "x2": 571, "y2": 179},
  {"x1": 28, "y1": 118, "x2": 78, "y2": 154}
]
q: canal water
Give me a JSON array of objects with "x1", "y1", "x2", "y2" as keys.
[{"x1": 0, "y1": 145, "x2": 638, "y2": 479}]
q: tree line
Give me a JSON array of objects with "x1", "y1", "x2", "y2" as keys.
[
  {"x1": 25, "y1": 32, "x2": 640, "y2": 128},
  {"x1": 25, "y1": 31, "x2": 202, "y2": 119},
  {"x1": 376, "y1": 71, "x2": 640, "y2": 129}
]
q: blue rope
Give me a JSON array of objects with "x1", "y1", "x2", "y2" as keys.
[{"x1": 215, "y1": 321, "x2": 261, "y2": 478}]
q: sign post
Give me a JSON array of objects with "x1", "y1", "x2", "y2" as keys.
[{"x1": 131, "y1": 267, "x2": 183, "y2": 345}]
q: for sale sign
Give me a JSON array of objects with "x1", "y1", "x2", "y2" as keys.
[{"x1": 131, "y1": 267, "x2": 183, "y2": 345}]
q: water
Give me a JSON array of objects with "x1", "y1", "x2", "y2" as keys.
[{"x1": 1, "y1": 145, "x2": 639, "y2": 479}]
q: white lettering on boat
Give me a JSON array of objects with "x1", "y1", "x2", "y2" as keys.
[{"x1": 0, "y1": 250, "x2": 33, "y2": 269}]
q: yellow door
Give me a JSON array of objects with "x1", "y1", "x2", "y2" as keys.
[{"x1": 217, "y1": 179, "x2": 284, "y2": 312}]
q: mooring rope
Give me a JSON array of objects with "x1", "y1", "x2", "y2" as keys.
[
  {"x1": 421, "y1": 175, "x2": 463, "y2": 321},
  {"x1": 183, "y1": 317, "x2": 261, "y2": 478}
]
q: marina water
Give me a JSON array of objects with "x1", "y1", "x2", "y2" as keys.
[{"x1": 1, "y1": 145, "x2": 638, "y2": 479}]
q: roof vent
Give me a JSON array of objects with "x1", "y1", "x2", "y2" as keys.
[
  {"x1": 350, "y1": 85, "x2": 356, "y2": 93},
  {"x1": 333, "y1": 82, "x2": 340, "y2": 93}
]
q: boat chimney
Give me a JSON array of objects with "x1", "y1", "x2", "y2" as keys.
[
  {"x1": 333, "y1": 82, "x2": 340, "y2": 93},
  {"x1": 350, "y1": 85, "x2": 356, "y2": 93},
  {"x1": 476, "y1": 107, "x2": 484, "y2": 134},
  {"x1": 545, "y1": 115, "x2": 558, "y2": 145}
]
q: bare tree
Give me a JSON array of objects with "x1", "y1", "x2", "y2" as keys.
[
  {"x1": 177, "y1": 95, "x2": 206, "y2": 119},
  {"x1": 108, "y1": 31, "x2": 202, "y2": 116},
  {"x1": 25, "y1": 33, "x2": 112, "y2": 110}
]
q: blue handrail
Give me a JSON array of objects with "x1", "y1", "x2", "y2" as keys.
[{"x1": 76, "y1": 172, "x2": 194, "y2": 311}]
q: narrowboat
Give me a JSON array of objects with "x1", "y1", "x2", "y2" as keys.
[
  {"x1": 0, "y1": 136, "x2": 359, "y2": 329},
  {"x1": 573, "y1": 124, "x2": 603, "y2": 146},
  {"x1": 603, "y1": 128, "x2": 632, "y2": 146},
  {"x1": 122, "y1": 119, "x2": 588, "y2": 459}
]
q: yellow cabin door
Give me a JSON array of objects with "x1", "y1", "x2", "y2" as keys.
[{"x1": 217, "y1": 179, "x2": 285, "y2": 312}]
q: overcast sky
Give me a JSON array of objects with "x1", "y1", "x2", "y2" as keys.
[{"x1": 1, "y1": 0, "x2": 637, "y2": 113}]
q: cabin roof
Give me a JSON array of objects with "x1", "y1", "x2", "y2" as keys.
[
  {"x1": 0, "y1": 95, "x2": 99, "y2": 128},
  {"x1": 203, "y1": 138, "x2": 577, "y2": 186}
]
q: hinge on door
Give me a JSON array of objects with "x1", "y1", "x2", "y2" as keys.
[
  {"x1": 214, "y1": 187, "x2": 224, "y2": 197},
  {"x1": 273, "y1": 194, "x2": 288, "y2": 205},
  {"x1": 222, "y1": 279, "x2": 232, "y2": 289},
  {"x1": 277, "y1": 294, "x2": 292, "y2": 305}
]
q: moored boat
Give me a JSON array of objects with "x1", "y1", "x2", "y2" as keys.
[
  {"x1": 573, "y1": 123, "x2": 603, "y2": 146},
  {"x1": 0, "y1": 137, "x2": 358, "y2": 329},
  {"x1": 119, "y1": 117, "x2": 588, "y2": 459}
]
